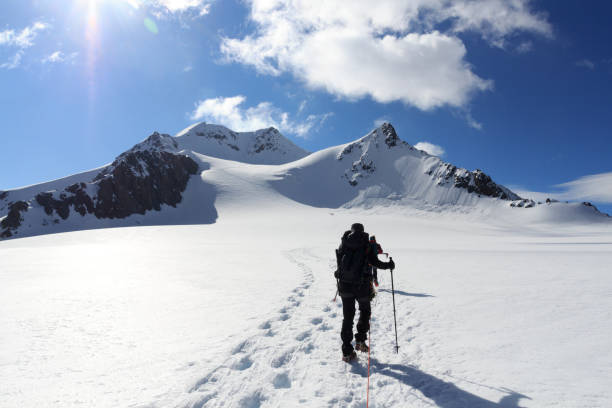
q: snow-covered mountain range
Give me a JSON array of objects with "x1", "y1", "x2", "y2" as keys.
[
  {"x1": 3, "y1": 123, "x2": 612, "y2": 408},
  {"x1": 0, "y1": 122, "x2": 608, "y2": 239}
]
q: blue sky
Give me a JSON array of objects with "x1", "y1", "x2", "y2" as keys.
[{"x1": 1, "y1": 0, "x2": 611, "y2": 213}]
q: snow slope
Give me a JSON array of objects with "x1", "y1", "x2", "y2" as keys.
[{"x1": 1, "y1": 207, "x2": 611, "y2": 407}]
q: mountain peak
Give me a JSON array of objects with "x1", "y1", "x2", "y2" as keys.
[
  {"x1": 127, "y1": 132, "x2": 179, "y2": 154},
  {"x1": 176, "y1": 122, "x2": 236, "y2": 139},
  {"x1": 377, "y1": 122, "x2": 400, "y2": 147},
  {"x1": 355, "y1": 122, "x2": 407, "y2": 151},
  {"x1": 175, "y1": 122, "x2": 309, "y2": 165}
]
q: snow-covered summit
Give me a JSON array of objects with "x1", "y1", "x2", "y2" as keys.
[
  {"x1": 175, "y1": 122, "x2": 309, "y2": 164},
  {"x1": 272, "y1": 122, "x2": 521, "y2": 208},
  {"x1": 124, "y1": 131, "x2": 180, "y2": 154},
  {"x1": 334, "y1": 123, "x2": 517, "y2": 200}
]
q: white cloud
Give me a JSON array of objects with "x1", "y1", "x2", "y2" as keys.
[
  {"x1": 157, "y1": 0, "x2": 211, "y2": 14},
  {"x1": 0, "y1": 51, "x2": 23, "y2": 70},
  {"x1": 516, "y1": 41, "x2": 533, "y2": 53},
  {"x1": 373, "y1": 116, "x2": 391, "y2": 128},
  {"x1": 190, "y1": 95, "x2": 332, "y2": 138},
  {"x1": 511, "y1": 172, "x2": 612, "y2": 204},
  {"x1": 42, "y1": 51, "x2": 64, "y2": 64},
  {"x1": 0, "y1": 21, "x2": 49, "y2": 69},
  {"x1": 575, "y1": 59, "x2": 595, "y2": 70},
  {"x1": 221, "y1": 0, "x2": 551, "y2": 113},
  {"x1": 508, "y1": 187, "x2": 561, "y2": 202},
  {"x1": 464, "y1": 110, "x2": 483, "y2": 130},
  {"x1": 44, "y1": 51, "x2": 64, "y2": 63},
  {"x1": 555, "y1": 172, "x2": 612, "y2": 203},
  {"x1": 0, "y1": 21, "x2": 49, "y2": 48},
  {"x1": 126, "y1": 0, "x2": 212, "y2": 16},
  {"x1": 42, "y1": 51, "x2": 78, "y2": 65},
  {"x1": 414, "y1": 141, "x2": 445, "y2": 157},
  {"x1": 442, "y1": 0, "x2": 552, "y2": 47},
  {"x1": 297, "y1": 100, "x2": 307, "y2": 114}
]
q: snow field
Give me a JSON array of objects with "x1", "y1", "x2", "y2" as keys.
[
  {"x1": 1, "y1": 207, "x2": 611, "y2": 407},
  {"x1": 0, "y1": 225, "x2": 303, "y2": 407}
]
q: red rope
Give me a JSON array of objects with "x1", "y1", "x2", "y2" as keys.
[{"x1": 366, "y1": 318, "x2": 371, "y2": 408}]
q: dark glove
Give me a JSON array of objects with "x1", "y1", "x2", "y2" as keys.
[
  {"x1": 386, "y1": 259, "x2": 395, "y2": 270},
  {"x1": 334, "y1": 269, "x2": 340, "y2": 279}
]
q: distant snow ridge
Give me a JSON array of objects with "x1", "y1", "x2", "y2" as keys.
[
  {"x1": 1, "y1": 121, "x2": 609, "y2": 240},
  {"x1": 175, "y1": 122, "x2": 309, "y2": 164}
]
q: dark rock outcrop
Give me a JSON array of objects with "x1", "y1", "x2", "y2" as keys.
[
  {"x1": 93, "y1": 148, "x2": 198, "y2": 219},
  {"x1": 1, "y1": 200, "x2": 28, "y2": 238},
  {"x1": 380, "y1": 122, "x2": 399, "y2": 148},
  {"x1": 1, "y1": 132, "x2": 200, "y2": 237},
  {"x1": 251, "y1": 128, "x2": 284, "y2": 154},
  {"x1": 434, "y1": 163, "x2": 520, "y2": 200},
  {"x1": 343, "y1": 155, "x2": 376, "y2": 186},
  {"x1": 510, "y1": 199, "x2": 535, "y2": 208},
  {"x1": 35, "y1": 183, "x2": 95, "y2": 219},
  {"x1": 40, "y1": 132, "x2": 199, "y2": 221},
  {"x1": 0, "y1": 191, "x2": 8, "y2": 200},
  {"x1": 195, "y1": 127, "x2": 240, "y2": 151},
  {"x1": 454, "y1": 169, "x2": 517, "y2": 200}
]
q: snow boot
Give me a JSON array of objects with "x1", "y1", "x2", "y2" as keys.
[
  {"x1": 355, "y1": 341, "x2": 369, "y2": 353},
  {"x1": 342, "y1": 351, "x2": 357, "y2": 362}
]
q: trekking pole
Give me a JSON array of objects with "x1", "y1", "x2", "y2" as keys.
[
  {"x1": 332, "y1": 278, "x2": 339, "y2": 302},
  {"x1": 389, "y1": 258, "x2": 399, "y2": 353},
  {"x1": 366, "y1": 316, "x2": 372, "y2": 407}
]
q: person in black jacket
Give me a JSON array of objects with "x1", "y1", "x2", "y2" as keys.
[
  {"x1": 335, "y1": 223, "x2": 395, "y2": 362},
  {"x1": 369, "y1": 235, "x2": 383, "y2": 287}
]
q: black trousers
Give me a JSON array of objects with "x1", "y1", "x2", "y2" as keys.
[{"x1": 340, "y1": 295, "x2": 371, "y2": 355}]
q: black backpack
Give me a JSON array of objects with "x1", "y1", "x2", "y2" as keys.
[{"x1": 335, "y1": 230, "x2": 370, "y2": 283}]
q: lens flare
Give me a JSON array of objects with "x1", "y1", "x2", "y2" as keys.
[
  {"x1": 85, "y1": 0, "x2": 100, "y2": 111},
  {"x1": 144, "y1": 17, "x2": 158, "y2": 34}
]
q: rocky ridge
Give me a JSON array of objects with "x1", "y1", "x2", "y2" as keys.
[
  {"x1": 0, "y1": 132, "x2": 198, "y2": 238},
  {"x1": 338, "y1": 123, "x2": 520, "y2": 201}
]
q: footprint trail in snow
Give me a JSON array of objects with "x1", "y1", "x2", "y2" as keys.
[{"x1": 175, "y1": 247, "x2": 510, "y2": 408}]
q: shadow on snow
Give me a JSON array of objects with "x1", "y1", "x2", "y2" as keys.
[
  {"x1": 369, "y1": 359, "x2": 531, "y2": 408},
  {"x1": 377, "y1": 288, "x2": 434, "y2": 298}
]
